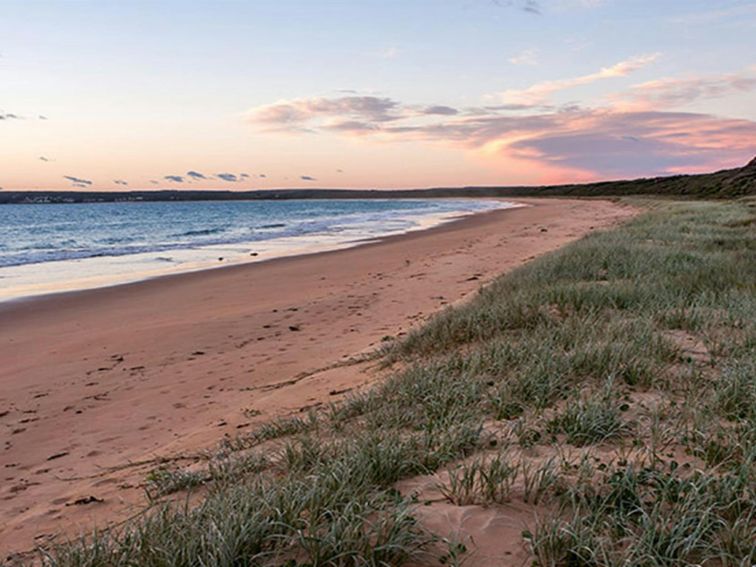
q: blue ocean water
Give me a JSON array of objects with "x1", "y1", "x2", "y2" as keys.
[{"x1": 0, "y1": 199, "x2": 503, "y2": 270}]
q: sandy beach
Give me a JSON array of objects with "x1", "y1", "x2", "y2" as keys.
[{"x1": 0, "y1": 197, "x2": 635, "y2": 558}]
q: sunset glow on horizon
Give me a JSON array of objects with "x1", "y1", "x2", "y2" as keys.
[{"x1": 2, "y1": 0, "x2": 756, "y2": 191}]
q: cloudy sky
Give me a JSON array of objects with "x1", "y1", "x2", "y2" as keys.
[{"x1": 2, "y1": 0, "x2": 755, "y2": 190}]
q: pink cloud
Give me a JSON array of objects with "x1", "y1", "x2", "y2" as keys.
[
  {"x1": 498, "y1": 53, "x2": 660, "y2": 104},
  {"x1": 251, "y1": 96, "x2": 402, "y2": 130},
  {"x1": 616, "y1": 68, "x2": 756, "y2": 110},
  {"x1": 505, "y1": 111, "x2": 756, "y2": 178},
  {"x1": 246, "y1": 89, "x2": 756, "y2": 181}
]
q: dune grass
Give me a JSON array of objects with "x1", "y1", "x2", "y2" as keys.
[{"x1": 39, "y1": 199, "x2": 755, "y2": 566}]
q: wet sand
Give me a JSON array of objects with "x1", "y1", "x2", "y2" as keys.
[{"x1": 0, "y1": 197, "x2": 635, "y2": 558}]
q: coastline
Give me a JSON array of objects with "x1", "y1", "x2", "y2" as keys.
[
  {"x1": 0, "y1": 197, "x2": 636, "y2": 557},
  {"x1": 0, "y1": 198, "x2": 513, "y2": 304},
  {"x1": 0, "y1": 201, "x2": 516, "y2": 311}
]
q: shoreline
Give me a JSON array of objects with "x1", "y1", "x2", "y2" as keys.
[
  {"x1": 0, "y1": 199, "x2": 515, "y2": 305},
  {"x1": 0, "y1": 197, "x2": 635, "y2": 557},
  {"x1": 0, "y1": 201, "x2": 520, "y2": 312}
]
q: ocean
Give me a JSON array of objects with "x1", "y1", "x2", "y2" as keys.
[{"x1": 0, "y1": 198, "x2": 518, "y2": 301}]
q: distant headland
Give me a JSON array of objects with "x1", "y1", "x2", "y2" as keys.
[{"x1": 2, "y1": 158, "x2": 754, "y2": 204}]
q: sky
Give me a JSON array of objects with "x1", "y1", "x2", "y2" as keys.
[{"x1": 1, "y1": 0, "x2": 755, "y2": 191}]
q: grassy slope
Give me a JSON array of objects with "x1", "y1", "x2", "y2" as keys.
[
  {"x1": 41, "y1": 199, "x2": 755, "y2": 566},
  {"x1": 455, "y1": 157, "x2": 756, "y2": 200}
]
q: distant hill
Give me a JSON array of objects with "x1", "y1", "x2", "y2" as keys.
[
  {"x1": 494, "y1": 156, "x2": 756, "y2": 200},
  {"x1": 2, "y1": 157, "x2": 754, "y2": 204}
]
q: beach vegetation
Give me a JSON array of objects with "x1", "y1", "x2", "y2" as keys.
[{"x1": 39, "y1": 200, "x2": 756, "y2": 566}]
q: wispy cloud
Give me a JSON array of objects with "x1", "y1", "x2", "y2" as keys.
[
  {"x1": 499, "y1": 53, "x2": 660, "y2": 104},
  {"x1": 670, "y1": 2, "x2": 756, "y2": 24},
  {"x1": 615, "y1": 68, "x2": 756, "y2": 110},
  {"x1": 509, "y1": 48, "x2": 539, "y2": 66},
  {"x1": 491, "y1": 0, "x2": 542, "y2": 15},
  {"x1": 215, "y1": 172, "x2": 240, "y2": 182},
  {"x1": 555, "y1": 0, "x2": 606, "y2": 9},
  {"x1": 249, "y1": 96, "x2": 467, "y2": 134},
  {"x1": 1, "y1": 111, "x2": 47, "y2": 121},
  {"x1": 63, "y1": 175, "x2": 92, "y2": 186},
  {"x1": 300, "y1": 175, "x2": 316, "y2": 181},
  {"x1": 186, "y1": 170, "x2": 207, "y2": 180},
  {"x1": 114, "y1": 179, "x2": 128, "y2": 186},
  {"x1": 423, "y1": 105, "x2": 459, "y2": 116},
  {"x1": 164, "y1": 175, "x2": 184, "y2": 183},
  {"x1": 251, "y1": 96, "x2": 403, "y2": 130},
  {"x1": 378, "y1": 46, "x2": 400, "y2": 59}
]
